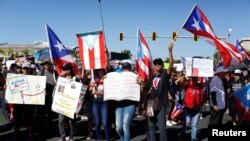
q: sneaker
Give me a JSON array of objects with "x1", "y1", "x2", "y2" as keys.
[
  {"x1": 86, "y1": 132, "x2": 93, "y2": 140},
  {"x1": 166, "y1": 120, "x2": 173, "y2": 126},
  {"x1": 171, "y1": 121, "x2": 177, "y2": 125},
  {"x1": 200, "y1": 116, "x2": 203, "y2": 120}
]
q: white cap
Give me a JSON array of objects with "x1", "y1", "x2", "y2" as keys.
[
  {"x1": 31, "y1": 64, "x2": 36, "y2": 69},
  {"x1": 215, "y1": 66, "x2": 228, "y2": 74},
  {"x1": 234, "y1": 69, "x2": 241, "y2": 74},
  {"x1": 22, "y1": 62, "x2": 31, "y2": 68},
  {"x1": 115, "y1": 60, "x2": 120, "y2": 64}
]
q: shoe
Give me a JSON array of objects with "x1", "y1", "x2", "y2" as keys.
[
  {"x1": 166, "y1": 120, "x2": 173, "y2": 126},
  {"x1": 171, "y1": 121, "x2": 177, "y2": 125},
  {"x1": 200, "y1": 116, "x2": 203, "y2": 120},
  {"x1": 86, "y1": 132, "x2": 93, "y2": 140},
  {"x1": 233, "y1": 122, "x2": 237, "y2": 125},
  {"x1": 69, "y1": 138, "x2": 74, "y2": 141}
]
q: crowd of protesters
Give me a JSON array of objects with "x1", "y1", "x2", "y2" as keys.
[{"x1": 0, "y1": 43, "x2": 250, "y2": 141}]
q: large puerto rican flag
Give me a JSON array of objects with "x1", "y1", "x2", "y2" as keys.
[
  {"x1": 232, "y1": 84, "x2": 250, "y2": 121},
  {"x1": 46, "y1": 24, "x2": 79, "y2": 75},
  {"x1": 76, "y1": 31, "x2": 107, "y2": 70},
  {"x1": 136, "y1": 28, "x2": 153, "y2": 81},
  {"x1": 183, "y1": 5, "x2": 242, "y2": 67}
]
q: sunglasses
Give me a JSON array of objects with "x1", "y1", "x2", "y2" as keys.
[{"x1": 153, "y1": 62, "x2": 163, "y2": 66}]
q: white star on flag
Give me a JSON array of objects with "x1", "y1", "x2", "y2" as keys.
[
  {"x1": 54, "y1": 41, "x2": 65, "y2": 52},
  {"x1": 192, "y1": 17, "x2": 201, "y2": 30}
]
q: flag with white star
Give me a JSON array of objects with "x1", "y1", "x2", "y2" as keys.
[
  {"x1": 76, "y1": 31, "x2": 107, "y2": 70},
  {"x1": 46, "y1": 24, "x2": 79, "y2": 75},
  {"x1": 182, "y1": 5, "x2": 242, "y2": 67},
  {"x1": 235, "y1": 39, "x2": 250, "y2": 60}
]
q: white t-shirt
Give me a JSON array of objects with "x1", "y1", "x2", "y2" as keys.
[{"x1": 209, "y1": 75, "x2": 226, "y2": 109}]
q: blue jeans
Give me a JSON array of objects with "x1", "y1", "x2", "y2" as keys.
[
  {"x1": 115, "y1": 104, "x2": 136, "y2": 141},
  {"x1": 148, "y1": 107, "x2": 167, "y2": 141},
  {"x1": 92, "y1": 100, "x2": 110, "y2": 141},
  {"x1": 182, "y1": 107, "x2": 200, "y2": 141}
]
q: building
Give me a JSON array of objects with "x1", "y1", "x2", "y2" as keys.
[
  {"x1": 240, "y1": 38, "x2": 250, "y2": 53},
  {"x1": 0, "y1": 41, "x2": 49, "y2": 57}
]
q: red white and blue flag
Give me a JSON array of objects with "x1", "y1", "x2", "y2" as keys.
[
  {"x1": 136, "y1": 29, "x2": 153, "y2": 81},
  {"x1": 46, "y1": 24, "x2": 79, "y2": 75},
  {"x1": 235, "y1": 39, "x2": 250, "y2": 60},
  {"x1": 171, "y1": 102, "x2": 184, "y2": 119},
  {"x1": 76, "y1": 31, "x2": 107, "y2": 70},
  {"x1": 183, "y1": 5, "x2": 242, "y2": 67},
  {"x1": 232, "y1": 84, "x2": 250, "y2": 121}
]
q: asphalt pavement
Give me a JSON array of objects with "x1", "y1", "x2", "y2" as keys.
[{"x1": 0, "y1": 105, "x2": 236, "y2": 141}]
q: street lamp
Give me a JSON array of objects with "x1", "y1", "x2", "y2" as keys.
[{"x1": 227, "y1": 28, "x2": 232, "y2": 43}]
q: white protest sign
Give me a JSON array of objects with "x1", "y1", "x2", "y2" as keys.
[
  {"x1": 104, "y1": 72, "x2": 140, "y2": 101},
  {"x1": 186, "y1": 58, "x2": 214, "y2": 77},
  {"x1": 52, "y1": 77, "x2": 82, "y2": 119},
  {"x1": 5, "y1": 74, "x2": 46, "y2": 105}
]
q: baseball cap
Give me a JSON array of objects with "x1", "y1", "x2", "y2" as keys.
[
  {"x1": 62, "y1": 63, "x2": 73, "y2": 71},
  {"x1": 215, "y1": 66, "x2": 228, "y2": 74},
  {"x1": 234, "y1": 69, "x2": 241, "y2": 74},
  {"x1": 22, "y1": 62, "x2": 31, "y2": 68}
]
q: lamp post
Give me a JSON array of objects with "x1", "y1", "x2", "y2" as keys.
[{"x1": 227, "y1": 28, "x2": 232, "y2": 43}]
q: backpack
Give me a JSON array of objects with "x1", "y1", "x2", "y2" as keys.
[{"x1": 184, "y1": 87, "x2": 201, "y2": 109}]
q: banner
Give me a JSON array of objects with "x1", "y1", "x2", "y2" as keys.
[
  {"x1": 5, "y1": 74, "x2": 46, "y2": 105},
  {"x1": 104, "y1": 72, "x2": 140, "y2": 101},
  {"x1": 52, "y1": 77, "x2": 82, "y2": 119},
  {"x1": 185, "y1": 58, "x2": 214, "y2": 77}
]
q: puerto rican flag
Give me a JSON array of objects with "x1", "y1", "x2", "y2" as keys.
[
  {"x1": 46, "y1": 24, "x2": 79, "y2": 75},
  {"x1": 171, "y1": 102, "x2": 184, "y2": 119},
  {"x1": 76, "y1": 31, "x2": 107, "y2": 70},
  {"x1": 183, "y1": 5, "x2": 242, "y2": 67},
  {"x1": 136, "y1": 28, "x2": 153, "y2": 81},
  {"x1": 235, "y1": 39, "x2": 250, "y2": 60},
  {"x1": 233, "y1": 83, "x2": 250, "y2": 121}
]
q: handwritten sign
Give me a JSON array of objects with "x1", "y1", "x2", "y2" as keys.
[
  {"x1": 52, "y1": 77, "x2": 82, "y2": 119},
  {"x1": 186, "y1": 58, "x2": 214, "y2": 77},
  {"x1": 5, "y1": 74, "x2": 46, "y2": 105},
  {"x1": 104, "y1": 72, "x2": 140, "y2": 101}
]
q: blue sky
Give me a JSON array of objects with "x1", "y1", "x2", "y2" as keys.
[{"x1": 0, "y1": 0, "x2": 250, "y2": 60}]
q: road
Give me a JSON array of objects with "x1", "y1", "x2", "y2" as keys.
[{"x1": 0, "y1": 105, "x2": 237, "y2": 141}]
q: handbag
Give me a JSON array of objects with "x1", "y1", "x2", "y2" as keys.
[{"x1": 146, "y1": 97, "x2": 162, "y2": 117}]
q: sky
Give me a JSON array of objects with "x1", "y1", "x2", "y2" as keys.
[{"x1": 0, "y1": 0, "x2": 250, "y2": 61}]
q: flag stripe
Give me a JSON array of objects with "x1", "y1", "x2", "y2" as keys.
[{"x1": 77, "y1": 31, "x2": 107, "y2": 70}]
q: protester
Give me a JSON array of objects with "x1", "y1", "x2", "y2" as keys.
[
  {"x1": 138, "y1": 43, "x2": 174, "y2": 141},
  {"x1": 90, "y1": 69, "x2": 110, "y2": 141},
  {"x1": 58, "y1": 63, "x2": 77, "y2": 141},
  {"x1": 227, "y1": 69, "x2": 245, "y2": 125},
  {"x1": 113, "y1": 60, "x2": 122, "y2": 72},
  {"x1": 114, "y1": 62, "x2": 138, "y2": 141},
  {"x1": 180, "y1": 76, "x2": 204, "y2": 141},
  {"x1": 208, "y1": 66, "x2": 228, "y2": 128}
]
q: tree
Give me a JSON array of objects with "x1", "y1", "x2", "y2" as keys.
[
  {"x1": 121, "y1": 49, "x2": 132, "y2": 59},
  {"x1": 213, "y1": 51, "x2": 219, "y2": 60},
  {"x1": 22, "y1": 48, "x2": 29, "y2": 55}
]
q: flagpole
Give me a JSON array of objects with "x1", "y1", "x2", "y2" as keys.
[
  {"x1": 172, "y1": 4, "x2": 197, "y2": 44},
  {"x1": 45, "y1": 24, "x2": 57, "y2": 82},
  {"x1": 98, "y1": 0, "x2": 110, "y2": 66}
]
